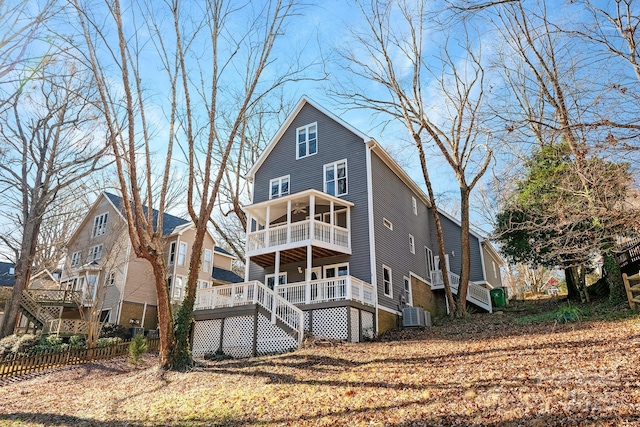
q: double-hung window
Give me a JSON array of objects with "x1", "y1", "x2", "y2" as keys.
[
  {"x1": 324, "y1": 160, "x2": 347, "y2": 197},
  {"x1": 412, "y1": 197, "x2": 418, "y2": 215},
  {"x1": 71, "y1": 251, "x2": 82, "y2": 267},
  {"x1": 203, "y1": 249, "x2": 212, "y2": 273},
  {"x1": 178, "y1": 242, "x2": 187, "y2": 266},
  {"x1": 88, "y1": 244, "x2": 103, "y2": 262},
  {"x1": 383, "y1": 265, "x2": 392, "y2": 297},
  {"x1": 269, "y1": 175, "x2": 290, "y2": 199},
  {"x1": 297, "y1": 123, "x2": 317, "y2": 159},
  {"x1": 403, "y1": 276, "x2": 413, "y2": 306},
  {"x1": 409, "y1": 234, "x2": 415, "y2": 254},
  {"x1": 92, "y1": 213, "x2": 108, "y2": 237},
  {"x1": 168, "y1": 242, "x2": 176, "y2": 265}
]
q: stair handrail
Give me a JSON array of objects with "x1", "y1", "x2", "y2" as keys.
[
  {"x1": 253, "y1": 281, "x2": 304, "y2": 346},
  {"x1": 20, "y1": 291, "x2": 57, "y2": 327}
]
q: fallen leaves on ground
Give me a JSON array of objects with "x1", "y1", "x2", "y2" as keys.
[{"x1": 0, "y1": 302, "x2": 639, "y2": 426}]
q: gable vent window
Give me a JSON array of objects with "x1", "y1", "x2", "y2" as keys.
[
  {"x1": 297, "y1": 123, "x2": 317, "y2": 159},
  {"x1": 92, "y1": 213, "x2": 108, "y2": 237},
  {"x1": 409, "y1": 234, "x2": 415, "y2": 254},
  {"x1": 383, "y1": 218, "x2": 393, "y2": 230},
  {"x1": 412, "y1": 196, "x2": 418, "y2": 215},
  {"x1": 324, "y1": 160, "x2": 347, "y2": 197}
]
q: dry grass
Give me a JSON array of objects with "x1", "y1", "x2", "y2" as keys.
[{"x1": 1, "y1": 302, "x2": 639, "y2": 426}]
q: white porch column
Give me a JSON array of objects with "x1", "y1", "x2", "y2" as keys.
[
  {"x1": 244, "y1": 214, "x2": 252, "y2": 280},
  {"x1": 346, "y1": 276, "x2": 352, "y2": 300},
  {"x1": 347, "y1": 206, "x2": 352, "y2": 249},
  {"x1": 330, "y1": 200, "x2": 334, "y2": 245},
  {"x1": 286, "y1": 199, "x2": 291, "y2": 244},
  {"x1": 309, "y1": 194, "x2": 315, "y2": 241},
  {"x1": 265, "y1": 206, "x2": 271, "y2": 248},
  {"x1": 272, "y1": 250, "x2": 280, "y2": 324},
  {"x1": 306, "y1": 245, "x2": 312, "y2": 304}
]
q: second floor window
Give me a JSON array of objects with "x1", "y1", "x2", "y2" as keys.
[
  {"x1": 297, "y1": 123, "x2": 317, "y2": 159},
  {"x1": 324, "y1": 160, "x2": 347, "y2": 196},
  {"x1": 269, "y1": 175, "x2": 290, "y2": 199},
  {"x1": 178, "y1": 242, "x2": 187, "y2": 266},
  {"x1": 71, "y1": 251, "x2": 81, "y2": 266},
  {"x1": 92, "y1": 213, "x2": 108, "y2": 237},
  {"x1": 203, "y1": 249, "x2": 212, "y2": 273},
  {"x1": 88, "y1": 244, "x2": 103, "y2": 262},
  {"x1": 168, "y1": 242, "x2": 176, "y2": 265},
  {"x1": 409, "y1": 234, "x2": 415, "y2": 254}
]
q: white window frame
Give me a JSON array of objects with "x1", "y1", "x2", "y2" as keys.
[
  {"x1": 108, "y1": 272, "x2": 116, "y2": 286},
  {"x1": 324, "y1": 159, "x2": 348, "y2": 197},
  {"x1": 173, "y1": 275, "x2": 184, "y2": 300},
  {"x1": 168, "y1": 242, "x2": 176, "y2": 265},
  {"x1": 492, "y1": 261, "x2": 497, "y2": 279},
  {"x1": 92, "y1": 213, "x2": 108, "y2": 237},
  {"x1": 323, "y1": 262, "x2": 349, "y2": 278},
  {"x1": 265, "y1": 272, "x2": 287, "y2": 289},
  {"x1": 409, "y1": 234, "x2": 415, "y2": 254},
  {"x1": 403, "y1": 276, "x2": 413, "y2": 306},
  {"x1": 203, "y1": 249, "x2": 212, "y2": 273},
  {"x1": 412, "y1": 196, "x2": 417, "y2": 216},
  {"x1": 100, "y1": 308, "x2": 112, "y2": 323},
  {"x1": 269, "y1": 175, "x2": 290, "y2": 199},
  {"x1": 383, "y1": 265, "x2": 392, "y2": 298},
  {"x1": 71, "y1": 251, "x2": 82, "y2": 267},
  {"x1": 178, "y1": 242, "x2": 187, "y2": 266},
  {"x1": 425, "y1": 247, "x2": 435, "y2": 274},
  {"x1": 383, "y1": 218, "x2": 393, "y2": 230},
  {"x1": 88, "y1": 244, "x2": 103, "y2": 262},
  {"x1": 296, "y1": 122, "x2": 318, "y2": 159},
  {"x1": 197, "y1": 279, "x2": 209, "y2": 290}
]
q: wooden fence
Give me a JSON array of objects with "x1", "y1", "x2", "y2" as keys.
[{"x1": 0, "y1": 338, "x2": 159, "y2": 380}]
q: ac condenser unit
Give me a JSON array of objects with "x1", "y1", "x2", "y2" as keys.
[{"x1": 402, "y1": 306, "x2": 426, "y2": 327}]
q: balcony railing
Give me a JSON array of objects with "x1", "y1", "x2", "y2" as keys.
[
  {"x1": 194, "y1": 281, "x2": 304, "y2": 340},
  {"x1": 46, "y1": 319, "x2": 90, "y2": 335},
  {"x1": 430, "y1": 270, "x2": 492, "y2": 312},
  {"x1": 247, "y1": 219, "x2": 350, "y2": 253},
  {"x1": 25, "y1": 289, "x2": 83, "y2": 306},
  {"x1": 275, "y1": 276, "x2": 375, "y2": 307}
]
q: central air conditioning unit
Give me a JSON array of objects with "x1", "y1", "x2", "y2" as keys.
[{"x1": 402, "y1": 306, "x2": 432, "y2": 327}]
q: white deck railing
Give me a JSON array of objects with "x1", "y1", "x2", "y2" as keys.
[
  {"x1": 430, "y1": 270, "x2": 492, "y2": 312},
  {"x1": 194, "y1": 281, "x2": 304, "y2": 344},
  {"x1": 247, "y1": 219, "x2": 350, "y2": 252},
  {"x1": 275, "y1": 276, "x2": 375, "y2": 307}
]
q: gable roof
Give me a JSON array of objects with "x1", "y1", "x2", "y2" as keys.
[
  {"x1": 104, "y1": 192, "x2": 190, "y2": 236},
  {"x1": 214, "y1": 246, "x2": 235, "y2": 258},
  {"x1": 0, "y1": 262, "x2": 15, "y2": 287},
  {"x1": 211, "y1": 267, "x2": 244, "y2": 284},
  {"x1": 246, "y1": 95, "x2": 370, "y2": 181}
]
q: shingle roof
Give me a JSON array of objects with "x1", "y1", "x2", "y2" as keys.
[
  {"x1": 214, "y1": 246, "x2": 234, "y2": 257},
  {"x1": 211, "y1": 267, "x2": 244, "y2": 284},
  {"x1": 104, "y1": 192, "x2": 190, "y2": 236},
  {"x1": 0, "y1": 262, "x2": 15, "y2": 287}
]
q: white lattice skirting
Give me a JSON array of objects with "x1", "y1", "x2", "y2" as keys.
[{"x1": 192, "y1": 314, "x2": 298, "y2": 359}]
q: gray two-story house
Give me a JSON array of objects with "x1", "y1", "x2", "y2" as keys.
[{"x1": 191, "y1": 96, "x2": 503, "y2": 358}]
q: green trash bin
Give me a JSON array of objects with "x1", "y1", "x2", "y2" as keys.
[{"x1": 490, "y1": 288, "x2": 506, "y2": 308}]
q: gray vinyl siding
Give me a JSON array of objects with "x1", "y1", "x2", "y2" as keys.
[
  {"x1": 249, "y1": 103, "x2": 371, "y2": 283},
  {"x1": 482, "y1": 245, "x2": 503, "y2": 287},
  {"x1": 371, "y1": 152, "x2": 432, "y2": 311},
  {"x1": 436, "y1": 213, "x2": 484, "y2": 282}
]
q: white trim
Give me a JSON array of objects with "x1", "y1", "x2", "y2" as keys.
[
  {"x1": 365, "y1": 144, "x2": 379, "y2": 335},
  {"x1": 296, "y1": 122, "x2": 318, "y2": 159},
  {"x1": 70, "y1": 251, "x2": 82, "y2": 267},
  {"x1": 203, "y1": 249, "x2": 212, "y2": 273},
  {"x1": 378, "y1": 305, "x2": 401, "y2": 315},
  {"x1": 247, "y1": 96, "x2": 370, "y2": 180},
  {"x1": 437, "y1": 208, "x2": 484, "y2": 240},
  {"x1": 322, "y1": 262, "x2": 349, "y2": 278},
  {"x1": 323, "y1": 159, "x2": 348, "y2": 197},
  {"x1": 168, "y1": 241, "x2": 177, "y2": 265},
  {"x1": 409, "y1": 234, "x2": 415, "y2": 254},
  {"x1": 383, "y1": 217, "x2": 393, "y2": 230},
  {"x1": 87, "y1": 244, "x2": 103, "y2": 262},
  {"x1": 411, "y1": 196, "x2": 417, "y2": 216},
  {"x1": 269, "y1": 174, "x2": 290, "y2": 199},
  {"x1": 177, "y1": 241, "x2": 187, "y2": 266},
  {"x1": 478, "y1": 238, "x2": 488, "y2": 282},
  {"x1": 265, "y1": 272, "x2": 287, "y2": 288},
  {"x1": 382, "y1": 264, "x2": 393, "y2": 298},
  {"x1": 92, "y1": 212, "x2": 109, "y2": 237},
  {"x1": 409, "y1": 271, "x2": 429, "y2": 285},
  {"x1": 403, "y1": 275, "x2": 413, "y2": 306}
]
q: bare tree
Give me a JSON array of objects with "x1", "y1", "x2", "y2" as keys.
[
  {"x1": 337, "y1": 0, "x2": 494, "y2": 316},
  {"x1": 0, "y1": 58, "x2": 110, "y2": 337},
  {"x1": 73, "y1": 0, "x2": 316, "y2": 368}
]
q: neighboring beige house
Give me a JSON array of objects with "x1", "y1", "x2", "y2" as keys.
[{"x1": 55, "y1": 191, "x2": 240, "y2": 331}]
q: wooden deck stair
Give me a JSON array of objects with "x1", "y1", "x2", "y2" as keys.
[
  {"x1": 622, "y1": 273, "x2": 640, "y2": 309},
  {"x1": 430, "y1": 270, "x2": 493, "y2": 313},
  {"x1": 19, "y1": 289, "x2": 91, "y2": 335}
]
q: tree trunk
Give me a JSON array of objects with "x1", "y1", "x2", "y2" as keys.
[
  {"x1": 150, "y1": 256, "x2": 174, "y2": 368},
  {"x1": 1, "y1": 206, "x2": 43, "y2": 337},
  {"x1": 565, "y1": 267, "x2": 580, "y2": 301},
  {"x1": 602, "y1": 252, "x2": 625, "y2": 303},
  {"x1": 456, "y1": 186, "x2": 471, "y2": 317}
]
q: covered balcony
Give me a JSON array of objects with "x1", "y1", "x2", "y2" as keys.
[{"x1": 244, "y1": 189, "x2": 353, "y2": 267}]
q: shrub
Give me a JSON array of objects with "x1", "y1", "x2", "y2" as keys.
[
  {"x1": 100, "y1": 324, "x2": 129, "y2": 340},
  {"x1": 96, "y1": 337, "x2": 123, "y2": 348},
  {"x1": 128, "y1": 334, "x2": 147, "y2": 364},
  {"x1": 558, "y1": 304, "x2": 583, "y2": 323},
  {"x1": 0, "y1": 335, "x2": 20, "y2": 358},
  {"x1": 13, "y1": 334, "x2": 40, "y2": 354},
  {"x1": 68, "y1": 335, "x2": 86, "y2": 349}
]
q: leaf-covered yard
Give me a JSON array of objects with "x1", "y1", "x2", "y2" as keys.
[{"x1": 1, "y1": 302, "x2": 639, "y2": 426}]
